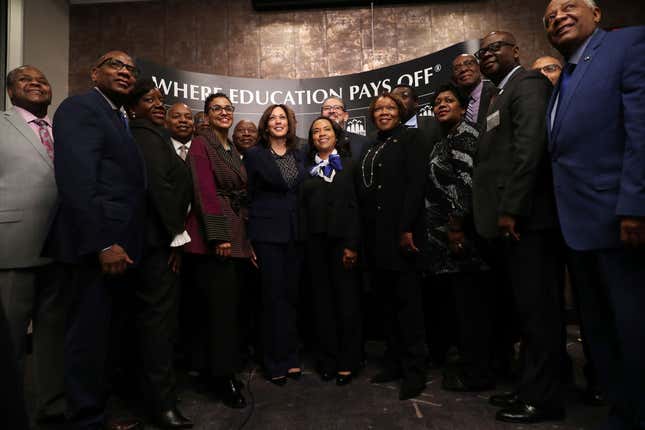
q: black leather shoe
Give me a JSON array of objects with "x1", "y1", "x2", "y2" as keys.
[
  {"x1": 336, "y1": 373, "x2": 353, "y2": 386},
  {"x1": 320, "y1": 371, "x2": 334, "y2": 381},
  {"x1": 496, "y1": 402, "x2": 565, "y2": 423},
  {"x1": 370, "y1": 369, "x2": 402, "y2": 384},
  {"x1": 441, "y1": 372, "x2": 495, "y2": 392},
  {"x1": 155, "y1": 408, "x2": 193, "y2": 429},
  {"x1": 287, "y1": 369, "x2": 302, "y2": 380},
  {"x1": 582, "y1": 385, "x2": 606, "y2": 406},
  {"x1": 268, "y1": 376, "x2": 288, "y2": 386},
  {"x1": 489, "y1": 391, "x2": 519, "y2": 408},
  {"x1": 399, "y1": 378, "x2": 426, "y2": 400},
  {"x1": 217, "y1": 378, "x2": 247, "y2": 408}
]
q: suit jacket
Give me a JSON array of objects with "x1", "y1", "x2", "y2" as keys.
[
  {"x1": 344, "y1": 131, "x2": 369, "y2": 162},
  {"x1": 44, "y1": 89, "x2": 147, "y2": 264},
  {"x1": 0, "y1": 107, "x2": 57, "y2": 268},
  {"x1": 185, "y1": 131, "x2": 251, "y2": 258},
  {"x1": 474, "y1": 80, "x2": 497, "y2": 133},
  {"x1": 547, "y1": 27, "x2": 645, "y2": 251},
  {"x1": 299, "y1": 156, "x2": 360, "y2": 250},
  {"x1": 473, "y1": 67, "x2": 557, "y2": 239},
  {"x1": 130, "y1": 119, "x2": 191, "y2": 250},
  {"x1": 356, "y1": 125, "x2": 429, "y2": 272},
  {"x1": 417, "y1": 115, "x2": 443, "y2": 153},
  {"x1": 244, "y1": 145, "x2": 306, "y2": 244}
]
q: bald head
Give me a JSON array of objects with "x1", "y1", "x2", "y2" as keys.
[
  {"x1": 90, "y1": 50, "x2": 137, "y2": 104},
  {"x1": 165, "y1": 103, "x2": 194, "y2": 143},
  {"x1": 6, "y1": 65, "x2": 52, "y2": 118},
  {"x1": 532, "y1": 56, "x2": 563, "y2": 85},
  {"x1": 452, "y1": 53, "x2": 482, "y2": 91},
  {"x1": 478, "y1": 31, "x2": 521, "y2": 84}
]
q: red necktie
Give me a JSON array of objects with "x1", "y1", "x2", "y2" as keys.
[{"x1": 32, "y1": 119, "x2": 54, "y2": 160}]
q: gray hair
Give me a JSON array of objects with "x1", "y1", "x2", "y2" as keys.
[{"x1": 543, "y1": 0, "x2": 599, "y2": 27}]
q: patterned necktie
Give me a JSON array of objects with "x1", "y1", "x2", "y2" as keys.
[
  {"x1": 32, "y1": 119, "x2": 54, "y2": 160},
  {"x1": 465, "y1": 96, "x2": 476, "y2": 124},
  {"x1": 179, "y1": 144, "x2": 188, "y2": 161}
]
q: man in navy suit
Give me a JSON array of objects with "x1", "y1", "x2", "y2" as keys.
[
  {"x1": 44, "y1": 50, "x2": 146, "y2": 430},
  {"x1": 544, "y1": 1, "x2": 645, "y2": 428}
]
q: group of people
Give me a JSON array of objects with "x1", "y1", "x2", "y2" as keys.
[{"x1": 1, "y1": 1, "x2": 643, "y2": 430}]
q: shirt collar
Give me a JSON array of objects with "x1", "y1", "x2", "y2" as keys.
[
  {"x1": 404, "y1": 115, "x2": 418, "y2": 128},
  {"x1": 94, "y1": 86, "x2": 121, "y2": 110},
  {"x1": 567, "y1": 28, "x2": 598, "y2": 65},
  {"x1": 13, "y1": 105, "x2": 52, "y2": 127},
  {"x1": 171, "y1": 137, "x2": 191, "y2": 152},
  {"x1": 468, "y1": 80, "x2": 484, "y2": 101},
  {"x1": 497, "y1": 65, "x2": 522, "y2": 90}
]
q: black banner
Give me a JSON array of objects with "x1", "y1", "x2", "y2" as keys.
[{"x1": 138, "y1": 39, "x2": 479, "y2": 137}]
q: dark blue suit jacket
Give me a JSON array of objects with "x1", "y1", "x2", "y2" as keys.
[
  {"x1": 244, "y1": 145, "x2": 306, "y2": 244},
  {"x1": 44, "y1": 89, "x2": 147, "y2": 264},
  {"x1": 547, "y1": 27, "x2": 645, "y2": 251}
]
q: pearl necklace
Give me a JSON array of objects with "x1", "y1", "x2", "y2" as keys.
[{"x1": 361, "y1": 136, "x2": 392, "y2": 188}]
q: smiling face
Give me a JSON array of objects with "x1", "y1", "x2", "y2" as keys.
[
  {"x1": 433, "y1": 90, "x2": 465, "y2": 128},
  {"x1": 310, "y1": 118, "x2": 337, "y2": 156},
  {"x1": 544, "y1": 0, "x2": 601, "y2": 56},
  {"x1": 7, "y1": 66, "x2": 52, "y2": 115},
  {"x1": 321, "y1": 97, "x2": 349, "y2": 129},
  {"x1": 372, "y1": 96, "x2": 401, "y2": 132},
  {"x1": 478, "y1": 32, "x2": 520, "y2": 83},
  {"x1": 91, "y1": 51, "x2": 136, "y2": 101},
  {"x1": 233, "y1": 120, "x2": 259, "y2": 151},
  {"x1": 166, "y1": 103, "x2": 194, "y2": 142},
  {"x1": 452, "y1": 54, "x2": 481, "y2": 89},
  {"x1": 207, "y1": 96, "x2": 234, "y2": 131},
  {"x1": 267, "y1": 106, "x2": 289, "y2": 138},
  {"x1": 131, "y1": 88, "x2": 165, "y2": 126}
]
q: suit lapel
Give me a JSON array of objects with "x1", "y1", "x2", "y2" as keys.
[
  {"x1": 551, "y1": 29, "x2": 607, "y2": 144},
  {"x1": 4, "y1": 107, "x2": 53, "y2": 169}
]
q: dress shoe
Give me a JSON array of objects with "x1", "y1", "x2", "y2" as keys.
[
  {"x1": 489, "y1": 391, "x2": 519, "y2": 408},
  {"x1": 216, "y1": 378, "x2": 247, "y2": 408},
  {"x1": 320, "y1": 371, "x2": 335, "y2": 381},
  {"x1": 370, "y1": 369, "x2": 402, "y2": 384},
  {"x1": 105, "y1": 418, "x2": 143, "y2": 430},
  {"x1": 582, "y1": 385, "x2": 606, "y2": 406},
  {"x1": 496, "y1": 402, "x2": 565, "y2": 423},
  {"x1": 268, "y1": 376, "x2": 288, "y2": 386},
  {"x1": 399, "y1": 378, "x2": 426, "y2": 400},
  {"x1": 287, "y1": 369, "x2": 302, "y2": 380},
  {"x1": 155, "y1": 408, "x2": 193, "y2": 429},
  {"x1": 336, "y1": 373, "x2": 353, "y2": 386},
  {"x1": 441, "y1": 371, "x2": 495, "y2": 392}
]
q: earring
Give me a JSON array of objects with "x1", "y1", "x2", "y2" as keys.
[{"x1": 130, "y1": 111, "x2": 136, "y2": 119}]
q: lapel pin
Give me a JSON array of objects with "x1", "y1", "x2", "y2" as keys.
[{"x1": 584, "y1": 56, "x2": 591, "y2": 62}]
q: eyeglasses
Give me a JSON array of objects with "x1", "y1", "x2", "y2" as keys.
[
  {"x1": 209, "y1": 105, "x2": 235, "y2": 114},
  {"x1": 453, "y1": 58, "x2": 478, "y2": 72},
  {"x1": 321, "y1": 105, "x2": 345, "y2": 113},
  {"x1": 539, "y1": 64, "x2": 562, "y2": 73},
  {"x1": 474, "y1": 41, "x2": 515, "y2": 60},
  {"x1": 98, "y1": 58, "x2": 140, "y2": 77}
]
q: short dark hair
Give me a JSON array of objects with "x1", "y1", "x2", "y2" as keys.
[
  {"x1": 306, "y1": 116, "x2": 350, "y2": 163},
  {"x1": 368, "y1": 92, "x2": 406, "y2": 125},
  {"x1": 391, "y1": 84, "x2": 419, "y2": 101},
  {"x1": 257, "y1": 104, "x2": 298, "y2": 151},
  {"x1": 432, "y1": 83, "x2": 469, "y2": 109},
  {"x1": 125, "y1": 77, "x2": 159, "y2": 108},
  {"x1": 5, "y1": 65, "x2": 40, "y2": 90},
  {"x1": 204, "y1": 92, "x2": 232, "y2": 115}
]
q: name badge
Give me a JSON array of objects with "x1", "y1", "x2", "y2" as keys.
[{"x1": 487, "y1": 110, "x2": 500, "y2": 132}]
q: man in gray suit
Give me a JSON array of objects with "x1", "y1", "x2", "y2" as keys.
[{"x1": 0, "y1": 65, "x2": 65, "y2": 423}]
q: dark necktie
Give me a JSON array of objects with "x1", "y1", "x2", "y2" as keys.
[
  {"x1": 555, "y1": 63, "x2": 576, "y2": 119},
  {"x1": 116, "y1": 109, "x2": 130, "y2": 133},
  {"x1": 31, "y1": 119, "x2": 54, "y2": 160}
]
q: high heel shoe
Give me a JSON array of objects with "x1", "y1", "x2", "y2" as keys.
[{"x1": 287, "y1": 368, "x2": 302, "y2": 380}]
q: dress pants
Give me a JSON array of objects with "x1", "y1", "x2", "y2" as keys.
[
  {"x1": 132, "y1": 246, "x2": 179, "y2": 414},
  {"x1": 253, "y1": 241, "x2": 302, "y2": 378},
  {"x1": 372, "y1": 269, "x2": 426, "y2": 383},
  {"x1": 502, "y1": 229, "x2": 563, "y2": 408},
  {"x1": 568, "y1": 248, "x2": 645, "y2": 430},
  {"x1": 306, "y1": 235, "x2": 362, "y2": 373},
  {"x1": 0, "y1": 293, "x2": 30, "y2": 430},
  {"x1": 0, "y1": 264, "x2": 66, "y2": 419},
  {"x1": 64, "y1": 262, "x2": 129, "y2": 430},
  {"x1": 183, "y1": 253, "x2": 240, "y2": 378}
]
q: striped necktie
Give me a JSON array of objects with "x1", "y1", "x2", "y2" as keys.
[{"x1": 465, "y1": 96, "x2": 476, "y2": 124}]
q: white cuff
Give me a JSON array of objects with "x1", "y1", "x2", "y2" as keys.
[{"x1": 170, "y1": 231, "x2": 191, "y2": 247}]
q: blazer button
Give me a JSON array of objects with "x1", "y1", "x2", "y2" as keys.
[
  {"x1": 377, "y1": 185, "x2": 382, "y2": 190},
  {"x1": 393, "y1": 139, "x2": 398, "y2": 143},
  {"x1": 378, "y1": 163, "x2": 382, "y2": 167},
  {"x1": 377, "y1": 205, "x2": 382, "y2": 211}
]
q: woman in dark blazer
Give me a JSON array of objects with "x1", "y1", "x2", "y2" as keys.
[
  {"x1": 126, "y1": 78, "x2": 193, "y2": 428},
  {"x1": 243, "y1": 104, "x2": 306, "y2": 385},
  {"x1": 183, "y1": 93, "x2": 248, "y2": 409},
  {"x1": 357, "y1": 92, "x2": 430, "y2": 400},
  {"x1": 300, "y1": 116, "x2": 362, "y2": 385}
]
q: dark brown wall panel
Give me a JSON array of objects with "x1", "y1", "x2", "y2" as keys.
[{"x1": 68, "y1": 0, "x2": 645, "y2": 95}]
